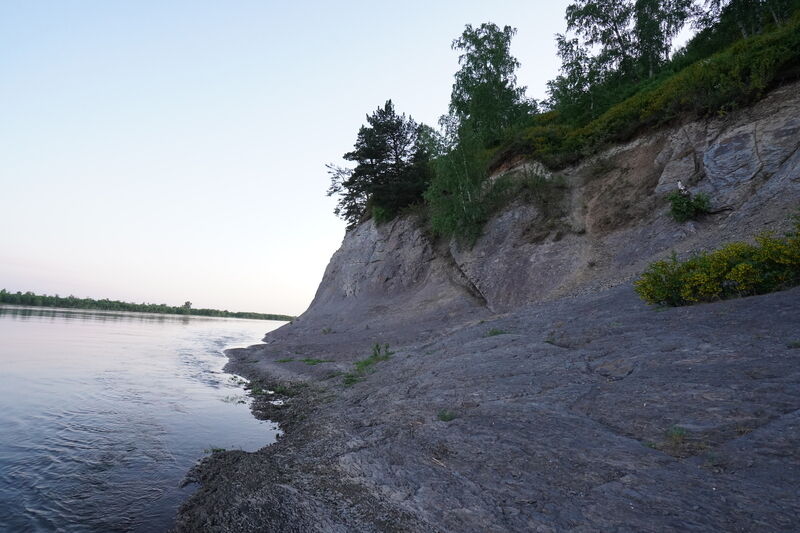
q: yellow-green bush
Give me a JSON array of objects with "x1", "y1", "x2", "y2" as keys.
[
  {"x1": 635, "y1": 217, "x2": 800, "y2": 306},
  {"x1": 501, "y1": 13, "x2": 800, "y2": 171}
]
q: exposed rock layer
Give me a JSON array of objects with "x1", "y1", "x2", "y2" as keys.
[{"x1": 175, "y1": 82, "x2": 800, "y2": 532}]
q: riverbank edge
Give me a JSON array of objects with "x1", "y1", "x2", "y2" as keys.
[
  {"x1": 173, "y1": 341, "x2": 430, "y2": 532},
  {"x1": 172, "y1": 284, "x2": 800, "y2": 532}
]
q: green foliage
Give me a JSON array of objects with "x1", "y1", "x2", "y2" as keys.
[
  {"x1": 0, "y1": 289, "x2": 293, "y2": 321},
  {"x1": 666, "y1": 425, "x2": 688, "y2": 446},
  {"x1": 668, "y1": 191, "x2": 711, "y2": 222},
  {"x1": 501, "y1": 4, "x2": 800, "y2": 171},
  {"x1": 426, "y1": 151, "x2": 568, "y2": 243},
  {"x1": 424, "y1": 133, "x2": 490, "y2": 242},
  {"x1": 342, "y1": 373, "x2": 364, "y2": 387},
  {"x1": 343, "y1": 343, "x2": 394, "y2": 386},
  {"x1": 327, "y1": 100, "x2": 433, "y2": 229},
  {"x1": 423, "y1": 22, "x2": 537, "y2": 243},
  {"x1": 635, "y1": 216, "x2": 800, "y2": 306},
  {"x1": 583, "y1": 12, "x2": 800, "y2": 139},
  {"x1": 326, "y1": 3, "x2": 800, "y2": 247},
  {"x1": 299, "y1": 358, "x2": 332, "y2": 366},
  {"x1": 437, "y1": 409, "x2": 458, "y2": 422},
  {"x1": 371, "y1": 204, "x2": 393, "y2": 225},
  {"x1": 204, "y1": 447, "x2": 227, "y2": 454},
  {"x1": 449, "y1": 23, "x2": 534, "y2": 146},
  {"x1": 486, "y1": 328, "x2": 507, "y2": 337}
]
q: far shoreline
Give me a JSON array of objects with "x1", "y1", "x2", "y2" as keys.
[{"x1": 0, "y1": 298, "x2": 294, "y2": 322}]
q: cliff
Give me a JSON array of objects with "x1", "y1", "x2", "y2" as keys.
[
  {"x1": 175, "y1": 82, "x2": 800, "y2": 532},
  {"x1": 279, "y1": 80, "x2": 799, "y2": 331}
]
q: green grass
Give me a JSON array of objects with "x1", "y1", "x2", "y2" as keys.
[
  {"x1": 666, "y1": 425, "x2": 688, "y2": 447},
  {"x1": 437, "y1": 409, "x2": 457, "y2": 422},
  {"x1": 300, "y1": 358, "x2": 333, "y2": 365},
  {"x1": 249, "y1": 384, "x2": 267, "y2": 396},
  {"x1": 204, "y1": 447, "x2": 226, "y2": 454},
  {"x1": 342, "y1": 373, "x2": 364, "y2": 386},
  {"x1": 424, "y1": 16, "x2": 800, "y2": 243},
  {"x1": 512, "y1": 14, "x2": 800, "y2": 170},
  {"x1": 343, "y1": 343, "x2": 394, "y2": 386},
  {"x1": 787, "y1": 341, "x2": 800, "y2": 349},
  {"x1": 486, "y1": 328, "x2": 507, "y2": 337},
  {"x1": 275, "y1": 357, "x2": 332, "y2": 365}
]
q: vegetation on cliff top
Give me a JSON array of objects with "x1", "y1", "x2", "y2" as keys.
[
  {"x1": 0, "y1": 289, "x2": 294, "y2": 321},
  {"x1": 327, "y1": 0, "x2": 800, "y2": 240}
]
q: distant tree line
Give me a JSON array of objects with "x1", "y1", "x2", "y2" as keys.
[
  {"x1": 0, "y1": 289, "x2": 293, "y2": 321},
  {"x1": 327, "y1": 0, "x2": 800, "y2": 241}
]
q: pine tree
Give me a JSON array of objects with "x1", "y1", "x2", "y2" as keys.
[{"x1": 327, "y1": 101, "x2": 432, "y2": 229}]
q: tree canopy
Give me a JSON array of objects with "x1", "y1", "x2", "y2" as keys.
[
  {"x1": 327, "y1": 100, "x2": 432, "y2": 229},
  {"x1": 447, "y1": 23, "x2": 533, "y2": 146},
  {"x1": 326, "y1": 0, "x2": 800, "y2": 240}
]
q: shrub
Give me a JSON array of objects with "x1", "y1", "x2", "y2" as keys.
[
  {"x1": 668, "y1": 191, "x2": 711, "y2": 222},
  {"x1": 502, "y1": 13, "x2": 800, "y2": 171},
  {"x1": 437, "y1": 409, "x2": 457, "y2": 422},
  {"x1": 424, "y1": 134, "x2": 490, "y2": 243},
  {"x1": 342, "y1": 343, "x2": 394, "y2": 386},
  {"x1": 635, "y1": 216, "x2": 800, "y2": 306}
]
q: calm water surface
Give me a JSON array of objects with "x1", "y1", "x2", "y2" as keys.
[{"x1": 0, "y1": 306, "x2": 283, "y2": 532}]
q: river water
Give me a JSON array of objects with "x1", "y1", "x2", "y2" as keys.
[{"x1": 0, "y1": 305, "x2": 283, "y2": 532}]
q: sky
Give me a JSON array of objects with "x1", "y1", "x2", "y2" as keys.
[{"x1": 1, "y1": 0, "x2": 573, "y2": 316}]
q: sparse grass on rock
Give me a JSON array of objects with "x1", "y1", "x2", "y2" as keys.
[{"x1": 343, "y1": 343, "x2": 394, "y2": 387}]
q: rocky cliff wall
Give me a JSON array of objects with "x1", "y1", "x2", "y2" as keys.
[{"x1": 298, "y1": 81, "x2": 800, "y2": 328}]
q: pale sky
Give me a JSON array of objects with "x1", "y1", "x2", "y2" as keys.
[{"x1": 1, "y1": 1, "x2": 572, "y2": 315}]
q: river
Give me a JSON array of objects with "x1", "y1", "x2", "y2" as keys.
[{"x1": 0, "y1": 305, "x2": 283, "y2": 532}]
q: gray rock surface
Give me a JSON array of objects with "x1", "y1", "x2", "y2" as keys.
[{"x1": 175, "y1": 82, "x2": 800, "y2": 532}]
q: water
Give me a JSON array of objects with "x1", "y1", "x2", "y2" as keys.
[{"x1": 0, "y1": 305, "x2": 284, "y2": 532}]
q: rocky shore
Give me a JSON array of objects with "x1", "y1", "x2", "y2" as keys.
[
  {"x1": 174, "y1": 81, "x2": 800, "y2": 532},
  {"x1": 175, "y1": 285, "x2": 800, "y2": 532}
]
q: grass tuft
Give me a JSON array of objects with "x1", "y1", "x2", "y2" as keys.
[
  {"x1": 437, "y1": 409, "x2": 458, "y2": 422},
  {"x1": 343, "y1": 343, "x2": 394, "y2": 386}
]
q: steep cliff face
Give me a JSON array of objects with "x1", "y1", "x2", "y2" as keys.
[
  {"x1": 304, "y1": 81, "x2": 800, "y2": 320},
  {"x1": 298, "y1": 216, "x2": 486, "y2": 329},
  {"x1": 176, "y1": 82, "x2": 800, "y2": 533}
]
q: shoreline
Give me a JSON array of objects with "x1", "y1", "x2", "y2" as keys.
[
  {"x1": 174, "y1": 284, "x2": 800, "y2": 532},
  {"x1": 0, "y1": 300, "x2": 294, "y2": 322}
]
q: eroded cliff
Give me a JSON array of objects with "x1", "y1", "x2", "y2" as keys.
[
  {"x1": 175, "y1": 82, "x2": 800, "y2": 533},
  {"x1": 301, "y1": 81, "x2": 799, "y2": 321}
]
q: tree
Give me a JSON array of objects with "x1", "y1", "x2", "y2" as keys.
[
  {"x1": 565, "y1": 0, "x2": 637, "y2": 76},
  {"x1": 562, "y1": 0, "x2": 693, "y2": 80},
  {"x1": 696, "y1": 0, "x2": 798, "y2": 36},
  {"x1": 634, "y1": 0, "x2": 693, "y2": 77},
  {"x1": 327, "y1": 100, "x2": 432, "y2": 229},
  {"x1": 448, "y1": 23, "x2": 533, "y2": 146},
  {"x1": 546, "y1": 34, "x2": 606, "y2": 120}
]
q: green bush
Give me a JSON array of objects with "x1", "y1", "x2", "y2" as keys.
[
  {"x1": 635, "y1": 216, "x2": 800, "y2": 306},
  {"x1": 501, "y1": 13, "x2": 800, "y2": 171},
  {"x1": 424, "y1": 134, "x2": 491, "y2": 243},
  {"x1": 668, "y1": 192, "x2": 711, "y2": 222}
]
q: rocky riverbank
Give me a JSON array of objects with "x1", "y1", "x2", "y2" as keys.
[
  {"x1": 174, "y1": 81, "x2": 800, "y2": 532},
  {"x1": 175, "y1": 284, "x2": 800, "y2": 532}
]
